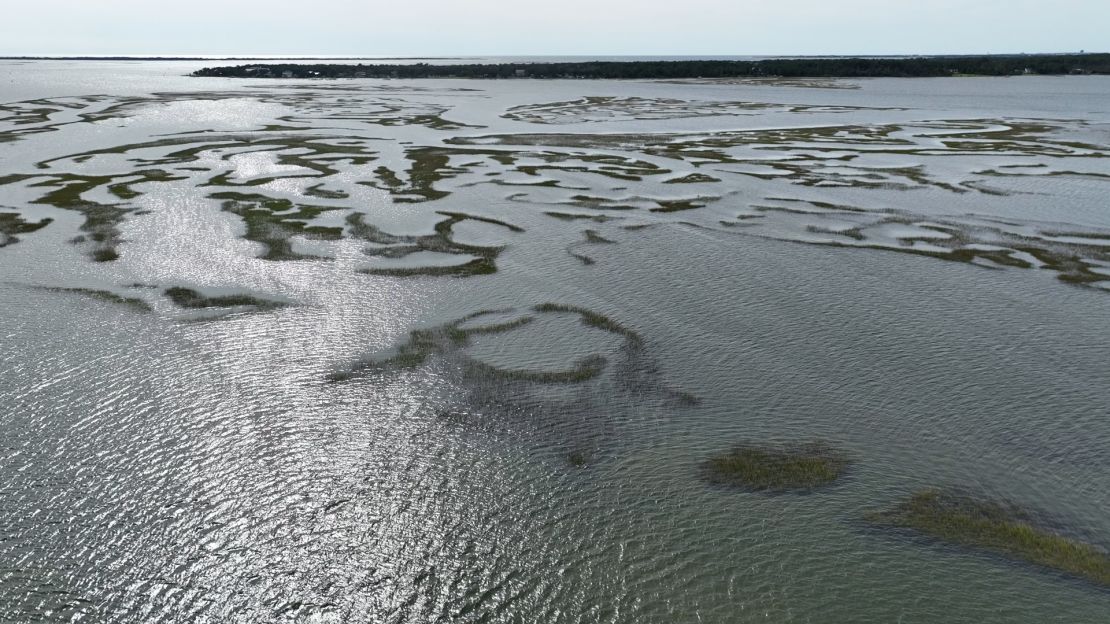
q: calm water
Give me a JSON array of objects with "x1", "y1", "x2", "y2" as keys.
[{"x1": 1, "y1": 61, "x2": 1109, "y2": 622}]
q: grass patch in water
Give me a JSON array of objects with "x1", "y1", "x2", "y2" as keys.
[
  {"x1": 44, "y1": 287, "x2": 152, "y2": 312},
  {"x1": 351, "y1": 210, "x2": 520, "y2": 278},
  {"x1": 533, "y1": 303, "x2": 642, "y2": 346},
  {"x1": 464, "y1": 354, "x2": 607, "y2": 384},
  {"x1": 0, "y1": 212, "x2": 54, "y2": 247},
  {"x1": 164, "y1": 287, "x2": 285, "y2": 310},
  {"x1": 703, "y1": 441, "x2": 851, "y2": 492},
  {"x1": 544, "y1": 212, "x2": 615, "y2": 223},
  {"x1": 210, "y1": 192, "x2": 342, "y2": 261},
  {"x1": 359, "y1": 257, "x2": 497, "y2": 278},
  {"x1": 869, "y1": 489, "x2": 1110, "y2": 588},
  {"x1": 664, "y1": 173, "x2": 721, "y2": 184}
]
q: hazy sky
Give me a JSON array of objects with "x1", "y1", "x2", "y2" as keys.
[{"x1": 2, "y1": 0, "x2": 1107, "y2": 56}]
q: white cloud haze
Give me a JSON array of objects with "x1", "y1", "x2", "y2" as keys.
[{"x1": 1, "y1": 0, "x2": 1106, "y2": 56}]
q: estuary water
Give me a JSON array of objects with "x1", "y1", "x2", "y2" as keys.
[{"x1": 1, "y1": 60, "x2": 1109, "y2": 623}]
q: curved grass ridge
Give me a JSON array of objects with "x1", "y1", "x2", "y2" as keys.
[
  {"x1": 869, "y1": 489, "x2": 1110, "y2": 589},
  {"x1": 703, "y1": 441, "x2": 851, "y2": 492},
  {"x1": 351, "y1": 211, "x2": 523, "y2": 278},
  {"x1": 328, "y1": 304, "x2": 643, "y2": 384}
]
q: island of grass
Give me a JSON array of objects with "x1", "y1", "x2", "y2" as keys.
[
  {"x1": 164, "y1": 287, "x2": 286, "y2": 310},
  {"x1": 869, "y1": 489, "x2": 1110, "y2": 589},
  {"x1": 703, "y1": 441, "x2": 851, "y2": 493},
  {"x1": 192, "y1": 54, "x2": 1110, "y2": 80},
  {"x1": 0, "y1": 212, "x2": 53, "y2": 247},
  {"x1": 44, "y1": 287, "x2": 152, "y2": 313}
]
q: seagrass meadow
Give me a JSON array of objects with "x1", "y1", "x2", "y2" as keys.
[{"x1": 1, "y1": 59, "x2": 1109, "y2": 623}]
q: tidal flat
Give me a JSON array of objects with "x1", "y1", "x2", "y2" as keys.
[{"x1": 1, "y1": 62, "x2": 1109, "y2": 623}]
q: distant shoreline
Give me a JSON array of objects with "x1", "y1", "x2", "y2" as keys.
[{"x1": 187, "y1": 54, "x2": 1110, "y2": 80}]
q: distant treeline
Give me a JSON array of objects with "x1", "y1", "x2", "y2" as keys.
[{"x1": 191, "y1": 54, "x2": 1110, "y2": 80}]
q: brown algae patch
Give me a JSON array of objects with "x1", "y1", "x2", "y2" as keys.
[
  {"x1": 703, "y1": 441, "x2": 852, "y2": 493},
  {"x1": 869, "y1": 489, "x2": 1110, "y2": 589}
]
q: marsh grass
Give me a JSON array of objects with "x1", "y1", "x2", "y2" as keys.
[
  {"x1": 544, "y1": 212, "x2": 615, "y2": 223},
  {"x1": 164, "y1": 287, "x2": 285, "y2": 310},
  {"x1": 351, "y1": 210, "x2": 520, "y2": 277},
  {"x1": 664, "y1": 173, "x2": 721, "y2": 184},
  {"x1": 330, "y1": 304, "x2": 640, "y2": 385},
  {"x1": 869, "y1": 489, "x2": 1110, "y2": 588},
  {"x1": 533, "y1": 303, "x2": 643, "y2": 346},
  {"x1": 464, "y1": 354, "x2": 607, "y2": 384},
  {"x1": 703, "y1": 442, "x2": 851, "y2": 492},
  {"x1": 211, "y1": 192, "x2": 342, "y2": 261},
  {"x1": 44, "y1": 287, "x2": 152, "y2": 312},
  {"x1": 0, "y1": 212, "x2": 53, "y2": 247}
]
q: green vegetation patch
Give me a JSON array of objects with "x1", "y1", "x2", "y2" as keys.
[
  {"x1": 533, "y1": 303, "x2": 643, "y2": 346},
  {"x1": 164, "y1": 287, "x2": 286, "y2": 310},
  {"x1": 209, "y1": 191, "x2": 343, "y2": 261},
  {"x1": 352, "y1": 210, "x2": 521, "y2": 278},
  {"x1": 664, "y1": 173, "x2": 721, "y2": 184},
  {"x1": 869, "y1": 489, "x2": 1110, "y2": 588},
  {"x1": 19, "y1": 170, "x2": 185, "y2": 262},
  {"x1": 0, "y1": 212, "x2": 53, "y2": 247},
  {"x1": 43, "y1": 287, "x2": 152, "y2": 312},
  {"x1": 703, "y1": 441, "x2": 851, "y2": 492},
  {"x1": 329, "y1": 304, "x2": 641, "y2": 385}
]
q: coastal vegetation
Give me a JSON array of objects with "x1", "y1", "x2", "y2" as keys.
[
  {"x1": 0, "y1": 212, "x2": 53, "y2": 247},
  {"x1": 870, "y1": 489, "x2": 1110, "y2": 588},
  {"x1": 164, "y1": 287, "x2": 286, "y2": 310},
  {"x1": 192, "y1": 54, "x2": 1110, "y2": 80},
  {"x1": 43, "y1": 287, "x2": 152, "y2": 312},
  {"x1": 703, "y1": 442, "x2": 851, "y2": 492}
]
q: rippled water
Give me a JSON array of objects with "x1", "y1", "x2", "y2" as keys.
[{"x1": 1, "y1": 61, "x2": 1109, "y2": 622}]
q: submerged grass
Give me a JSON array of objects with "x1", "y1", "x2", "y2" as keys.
[
  {"x1": 869, "y1": 489, "x2": 1110, "y2": 588},
  {"x1": 533, "y1": 303, "x2": 643, "y2": 346},
  {"x1": 703, "y1": 442, "x2": 851, "y2": 493},
  {"x1": 43, "y1": 287, "x2": 152, "y2": 312}
]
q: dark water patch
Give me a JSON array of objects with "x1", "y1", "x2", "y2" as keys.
[{"x1": 543, "y1": 212, "x2": 617, "y2": 223}]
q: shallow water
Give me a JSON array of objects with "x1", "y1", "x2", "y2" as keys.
[{"x1": 1, "y1": 61, "x2": 1109, "y2": 622}]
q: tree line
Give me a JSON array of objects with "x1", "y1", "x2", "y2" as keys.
[{"x1": 191, "y1": 54, "x2": 1110, "y2": 80}]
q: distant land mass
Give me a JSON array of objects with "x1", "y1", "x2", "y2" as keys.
[
  {"x1": 191, "y1": 54, "x2": 1110, "y2": 79},
  {"x1": 0, "y1": 56, "x2": 460, "y2": 61}
]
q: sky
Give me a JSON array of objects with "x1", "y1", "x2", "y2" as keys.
[{"x1": 1, "y1": 0, "x2": 1107, "y2": 57}]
